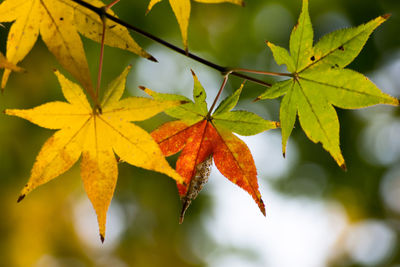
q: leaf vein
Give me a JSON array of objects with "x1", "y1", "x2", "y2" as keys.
[
  {"x1": 300, "y1": 76, "x2": 384, "y2": 99},
  {"x1": 40, "y1": 0, "x2": 81, "y2": 72},
  {"x1": 211, "y1": 122, "x2": 259, "y2": 200},
  {"x1": 297, "y1": 81, "x2": 333, "y2": 147},
  {"x1": 155, "y1": 122, "x2": 195, "y2": 145},
  {"x1": 300, "y1": 29, "x2": 366, "y2": 72}
]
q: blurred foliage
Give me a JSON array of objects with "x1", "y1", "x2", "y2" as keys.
[{"x1": 0, "y1": 0, "x2": 399, "y2": 266}]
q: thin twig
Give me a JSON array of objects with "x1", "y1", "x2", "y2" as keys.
[{"x1": 69, "y1": 0, "x2": 272, "y2": 88}]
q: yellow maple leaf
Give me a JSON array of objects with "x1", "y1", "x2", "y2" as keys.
[
  {"x1": 147, "y1": 0, "x2": 244, "y2": 51},
  {"x1": 0, "y1": 0, "x2": 153, "y2": 90},
  {"x1": 5, "y1": 66, "x2": 184, "y2": 242}
]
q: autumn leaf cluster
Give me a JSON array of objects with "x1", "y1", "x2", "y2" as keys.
[{"x1": 0, "y1": 0, "x2": 398, "y2": 241}]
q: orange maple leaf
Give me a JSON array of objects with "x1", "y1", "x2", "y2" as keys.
[{"x1": 143, "y1": 71, "x2": 279, "y2": 222}]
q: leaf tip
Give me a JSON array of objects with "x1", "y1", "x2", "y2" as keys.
[
  {"x1": 4, "y1": 109, "x2": 15, "y2": 116},
  {"x1": 275, "y1": 121, "x2": 281, "y2": 128},
  {"x1": 382, "y1": 14, "x2": 391, "y2": 20},
  {"x1": 179, "y1": 199, "x2": 191, "y2": 224},
  {"x1": 253, "y1": 97, "x2": 261, "y2": 102},
  {"x1": 52, "y1": 68, "x2": 60, "y2": 76},
  {"x1": 190, "y1": 69, "x2": 196, "y2": 77},
  {"x1": 17, "y1": 194, "x2": 25, "y2": 203},
  {"x1": 179, "y1": 214, "x2": 185, "y2": 224},
  {"x1": 239, "y1": 80, "x2": 247, "y2": 90},
  {"x1": 259, "y1": 198, "x2": 266, "y2": 216},
  {"x1": 240, "y1": 1, "x2": 245, "y2": 7},
  {"x1": 340, "y1": 163, "x2": 347, "y2": 172},
  {"x1": 147, "y1": 55, "x2": 158, "y2": 63},
  {"x1": 282, "y1": 152, "x2": 286, "y2": 158},
  {"x1": 100, "y1": 234, "x2": 105, "y2": 243},
  {"x1": 139, "y1": 86, "x2": 154, "y2": 97}
]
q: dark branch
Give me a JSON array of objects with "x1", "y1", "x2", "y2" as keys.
[{"x1": 69, "y1": 0, "x2": 271, "y2": 87}]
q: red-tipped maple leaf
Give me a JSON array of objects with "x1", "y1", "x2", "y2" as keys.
[{"x1": 142, "y1": 71, "x2": 279, "y2": 222}]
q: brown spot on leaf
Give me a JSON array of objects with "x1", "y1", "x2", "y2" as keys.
[
  {"x1": 310, "y1": 56, "x2": 315, "y2": 61},
  {"x1": 339, "y1": 45, "x2": 344, "y2": 51}
]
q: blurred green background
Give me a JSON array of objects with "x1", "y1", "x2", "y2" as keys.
[{"x1": 0, "y1": 0, "x2": 399, "y2": 266}]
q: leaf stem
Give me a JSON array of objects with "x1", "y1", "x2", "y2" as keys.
[
  {"x1": 69, "y1": 0, "x2": 272, "y2": 88},
  {"x1": 95, "y1": 1, "x2": 120, "y2": 108},
  {"x1": 207, "y1": 71, "x2": 231, "y2": 117},
  {"x1": 230, "y1": 68, "x2": 292, "y2": 77},
  {"x1": 106, "y1": 0, "x2": 120, "y2": 9},
  {"x1": 96, "y1": 13, "x2": 107, "y2": 100}
]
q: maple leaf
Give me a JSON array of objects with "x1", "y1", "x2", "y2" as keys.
[
  {"x1": 143, "y1": 71, "x2": 279, "y2": 222},
  {"x1": 0, "y1": 0, "x2": 153, "y2": 90},
  {"x1": 5, "y1": 66, "x2": 185, "y2": 242},
  {"x1": 146, "y1": 0, "x2": 244, "y2": 51},
  {"x1": 257, "y1": 0, "x2": 399, "y2": 169}
]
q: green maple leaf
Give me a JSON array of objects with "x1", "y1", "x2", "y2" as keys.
[{"x1": 258, "y1": 0, "x2": 399, "y2": 169}]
